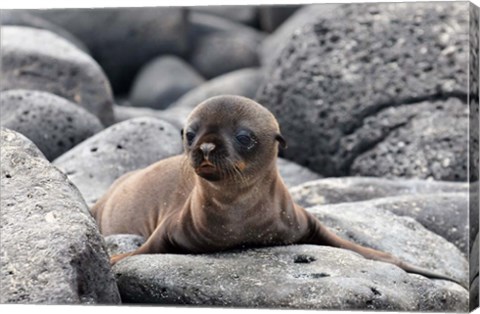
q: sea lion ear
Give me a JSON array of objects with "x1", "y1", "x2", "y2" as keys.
[{"x1": 276, "y1": 134, "x2": 287, "y2": 149}]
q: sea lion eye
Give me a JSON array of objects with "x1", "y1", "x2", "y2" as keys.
[
  {"x1": 236, "y1": 131, "x2": 254, "y2": 147},
  {"x1": 186, "y1": 131, "x2": 196, "y2": 145}
]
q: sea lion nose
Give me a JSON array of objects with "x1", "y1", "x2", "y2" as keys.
[{"x1": 199, "y1": 142, "x2": 216, "y2": 157}]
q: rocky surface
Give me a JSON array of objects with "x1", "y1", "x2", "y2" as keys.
[
  {"x1": 129, "y1": 56, "x2": 205, "y2": 110},
  {"x1": 256, "y1": 2, "x2": 469, "y2": 180},
  {"x1": 112, "y1": 246, "x2": 467, "y2": 311},
  {"x1": 53, "y1": 117, "x2": 183, "y2": 206},
  {"x1": 259, "y1": 5, "x2": 301, "y2": 33},
  {"x1": 277, "y1": 158, "x2": 322, "y2": 188},
  {"x1": 32, "y1": 7, "x2": 189, "y2": 93},
  {"x1": 113, "y1": 104, "x2": 190, "y2": 130},
  {"x1": 105, "y1": 234, "x2": 145, "y2": 257},
  {"x1": 1, "y1": 10, "x2": 88, "y2": 52},
  {"x1": 0, "y1": 128, "x2": 120, "y2": 304},
  {"x1": 189, "y1": 6, "x2": 259, "y2": 27},
  {"x1": 290, "y1": 177, "x2": 468, "y2": 206},
  {"x1": 1, "y1": 26, "x2": 114, "y2": 125},
  {"x1": 0, "y1": 90, "x2": 103, "y2": 161},
  {"x1": 171, "y1": 68, "x2": 265, "y2": 112}
]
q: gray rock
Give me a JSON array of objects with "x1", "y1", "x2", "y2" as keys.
[
  {"x1": 471, "y1": 233, "x2": 479, "y2": 285},
  {"x1": 104, "y1": 234, "x2": 145, "y2": 256},
  {"x1": 113, "y1": 246, "x2": 467, "y2": 311},
  {"x1": 53, "y1": 117, "x2": 183, "y2": 206},
  {"x1": 290, "y1": 177, "x2": 468, "y2": 206},
  {"x1": 1, "y1": 26, "x2": 114, "y2": 126},
  {"x1": 259, "y1": 5, "x2": 302, "y2": 33},
  {"x1": 256, "y1": 2, "x2": 469, "y2": 180},
  {"x1": 32, "y1": 7, "x2": 188, "y2": 93},
  {"x1": 307, "y1": 203, "x2": 468, "y2": 286},
  {"x1": 171, "y1": 68, "x2": 265, "y2": 111},
  {"x1": 129, "y1": 56, "x2": 204, "y2": 110},
  {"x1": 277, "y1": 158, "x2": 322, "y2": 188},
  {"x1": 190, "y1": 6, "x2": 259, "y2": 26},
  {"x1": 113, "y1": 104, "x2": 191, "y2": 130},
  {"x1": 1, "y1": 10, "x2": 88, "y2": 52},
  {"x1": 189, "y1": 32, "x2": 261, "y2": 79},
  {"x1": 349, "y1": 99, "x2": 468, "y2": 181},
  {"x1": 0, "y1": 128, "x2": 120, "y2": 304},
  {"x1": 0, "y1": 90, "x2": 103, "y2": 161}
]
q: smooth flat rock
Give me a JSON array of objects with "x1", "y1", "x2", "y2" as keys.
[
  {"x1": 129, "y1": 55, "x2": 204, "y2": 110},
  {"x1": 171, "y1": 68, "x2": 265, "y2": 112},
  {"x1": 0, "y1": 128, "x2": 120, "y2": 304},
  {"x1": 290, "y1": 177, "x2": 468, "y2": 206},
  {"x1": 32, "y1": 7, "x2": 189, "y2": 93},
  {"x1": 1, "y1": 10, "x2": 88, "y2": 52},
  {"x1": 53, "y1": 117, "x2": 183, "y2": 206},
  {"x1": 256, "y1": 2, "x2": 469, "y2": 180},
  {"x1": 112, "y1": 246, "x2": 467, "y2": 311},
  {"x1": 0, "y1": 89, "x2": 103, "y2": 161},
  {"x1": 1, "y1": 26, "x2": 114, "y2": 125},
  {"x1": 277, "y1": 158, "x2": 322, "y2": 188}
]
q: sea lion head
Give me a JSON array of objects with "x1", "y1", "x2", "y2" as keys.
[{"x1": 182, "y1": 95, "x2": 287, "y2": 184}]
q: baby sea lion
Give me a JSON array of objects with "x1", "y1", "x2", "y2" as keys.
[{"x1": 91, "y1": 95, "x2": 460, "y2": 285}]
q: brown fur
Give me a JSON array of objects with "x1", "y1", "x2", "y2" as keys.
[{"x1": 91, "y1": 95, "x2": 460, "y2": 285}]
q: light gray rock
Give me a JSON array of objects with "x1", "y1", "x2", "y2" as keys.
[
  {"x1": 104, "y1": 234, "x2": 145, "y2": 257},
  {"x1": 307, "y1": 203, "x2": 468, "y2": 286},
  {"x1": 259, "y1": 5, "x2": 302, "y2": 33},
  {"x1": 129, "y1": 56, "x2": 204, "y2": 110},
  {"x1": 113, "y1": 245, "x2": 467, "y2": 311},
  {"x1": 0, "y1": 128, "x2": 120, "y2": 304},
  {"x1": 190, "y1": 6, "x2": 259, "y2": 26},
  {"x1": 277, "y1": 158, "x2": 322, "y2": 188},
  {"x1": 1, "y1": 10, "x2": 88, "y2": 52},
  {"x1": 1, "y1": 26, "x2": 114, "y2": 125},
  {"x1": 290, "y1": 177, "x2": 468, "y2": 206},
  {"x1": 113, "y1": 104, "x2": 191, "y2": 130},
  {"x1": 31, "y1": 7, "x2": 189, "y2": 93},
  {"x1": 0, "y1": 90, "x2": 103, "y2": 161},
  {"x1": 53, "y1": 117, "x2": 183, "y2": 206},
  {"x1": 171, "y1": 68, "x2": 265, "y2": 111},
  {"x1": 256, "y1": 2, "x2": 469, "y2": 180}
]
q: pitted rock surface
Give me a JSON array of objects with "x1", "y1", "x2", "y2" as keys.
[
  {"x1": 256, "y1": 2, "x2": 469, "y2": 180},
  {"x1": 0, "y1": 128, "x2": 120, "y2": 304},
  {"x1": 1, "y1": 26, "x2": 114, "y2": 125},
  {"x1": 53, "y1": 117, "x2": 182, "y2": 206},
  {"x1": 0, "y1": 90, "x2": 103, "y2": 161}
]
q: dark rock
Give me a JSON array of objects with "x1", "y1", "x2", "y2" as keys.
[
  {"x1": 171, "y1": 68, "x2": 265, "y2": 112},
  {"x1": 256, "y1": 2, "x2": 469, "y2": 180},
  {"x1": 290, "y1": 177, "x2": 468, "y2": 206},
  {"x1": 0, "y1": 128, "x2": 120, "y2": 304},
  {"x1": 1, "y1": 26, "x2": 114, "y2": 126},
  {"x1": 277, "y1": 158, "x2": 322, "y2": 188},
  {"x1": 190, "y1": 6, "x2": 259, "y2": 27},
  {"x1": 53, "y1": 117, "x2": 183, "y2": 206},
  {"x1": 259, "y1": 5, "x2": 302, "y2": 33},
  {"x1": 32, "y1": 7, "x2": 189, "y2": 93},
  {"x1": 129, "y1": 56, "x2": 204, "y2": 110},
  {"x1": 104, "y1": 234, "x2": 145, "y2": 256},
  {"x1": 0, "y1": 90, "x2": 103, "y2": 161},
  {"x1": 113, "y1": 104, "x2": 191, "y2": 130},
  {"x1": 189, "y1": 32, "x2": 261, "y2": 79},
  {"x1": 307, "y1": 203, "x2": 468, "y2": 286},
  {"x1": 1, "y1": 10, "x2": 88, "y2": 52},
  {"x1": 348, "y1": 99, "x2": 468, "y2": 181},
  {"x1": 113, "y1": 245, "x2": 467, "y2": 311}
]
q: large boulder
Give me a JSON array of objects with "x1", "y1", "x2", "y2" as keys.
[
  {"x1": 290, "y1": 177, "x2": 468, "y2": 206},
  {"x1": 0, "y1": 90, "x2": 103, "y2": 161},
  {"x1": 256, "y1": 2, "x2": 469, "y2": 180},
  {"x1": 189, "y1": 6, "x2": 259, "y2": 27},
  {"x1": 277, "y1": 158, "x2": 322, "y2": 188},
  {"x1": 0, "y1": 128, "x2": 120, "y2": 304},
  {"x1": 112, "y1": 245, "x2": 467, "y2": 311},
  {"x1": 258, "y1": 5, "x2": 302, "y2": 33},
  {"x1": 129, "y1": 56, "x2": 205, "y2": 110},
  {"x1": 53, "y1": 117, "x2": 183, "y2": 206},
  {"x1": 31, "y1": 7, "x2": 189, "y2": 93},
  {"x1": 1, "y1": 26, "x2": 114, "y2": 125},
  {"x1": 171, "y1": 68, "x2": 265, "y2": 112},
  {"x1": 1, "y1": 10, "x2": 88, "y2": 52},
  {"x1": 112, "y1": 104, "x2": 190, "y2": 130}
]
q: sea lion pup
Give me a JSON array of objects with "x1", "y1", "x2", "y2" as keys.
[{"x1": 92, "y1": 95, "x2": 460, "y2": 285}]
